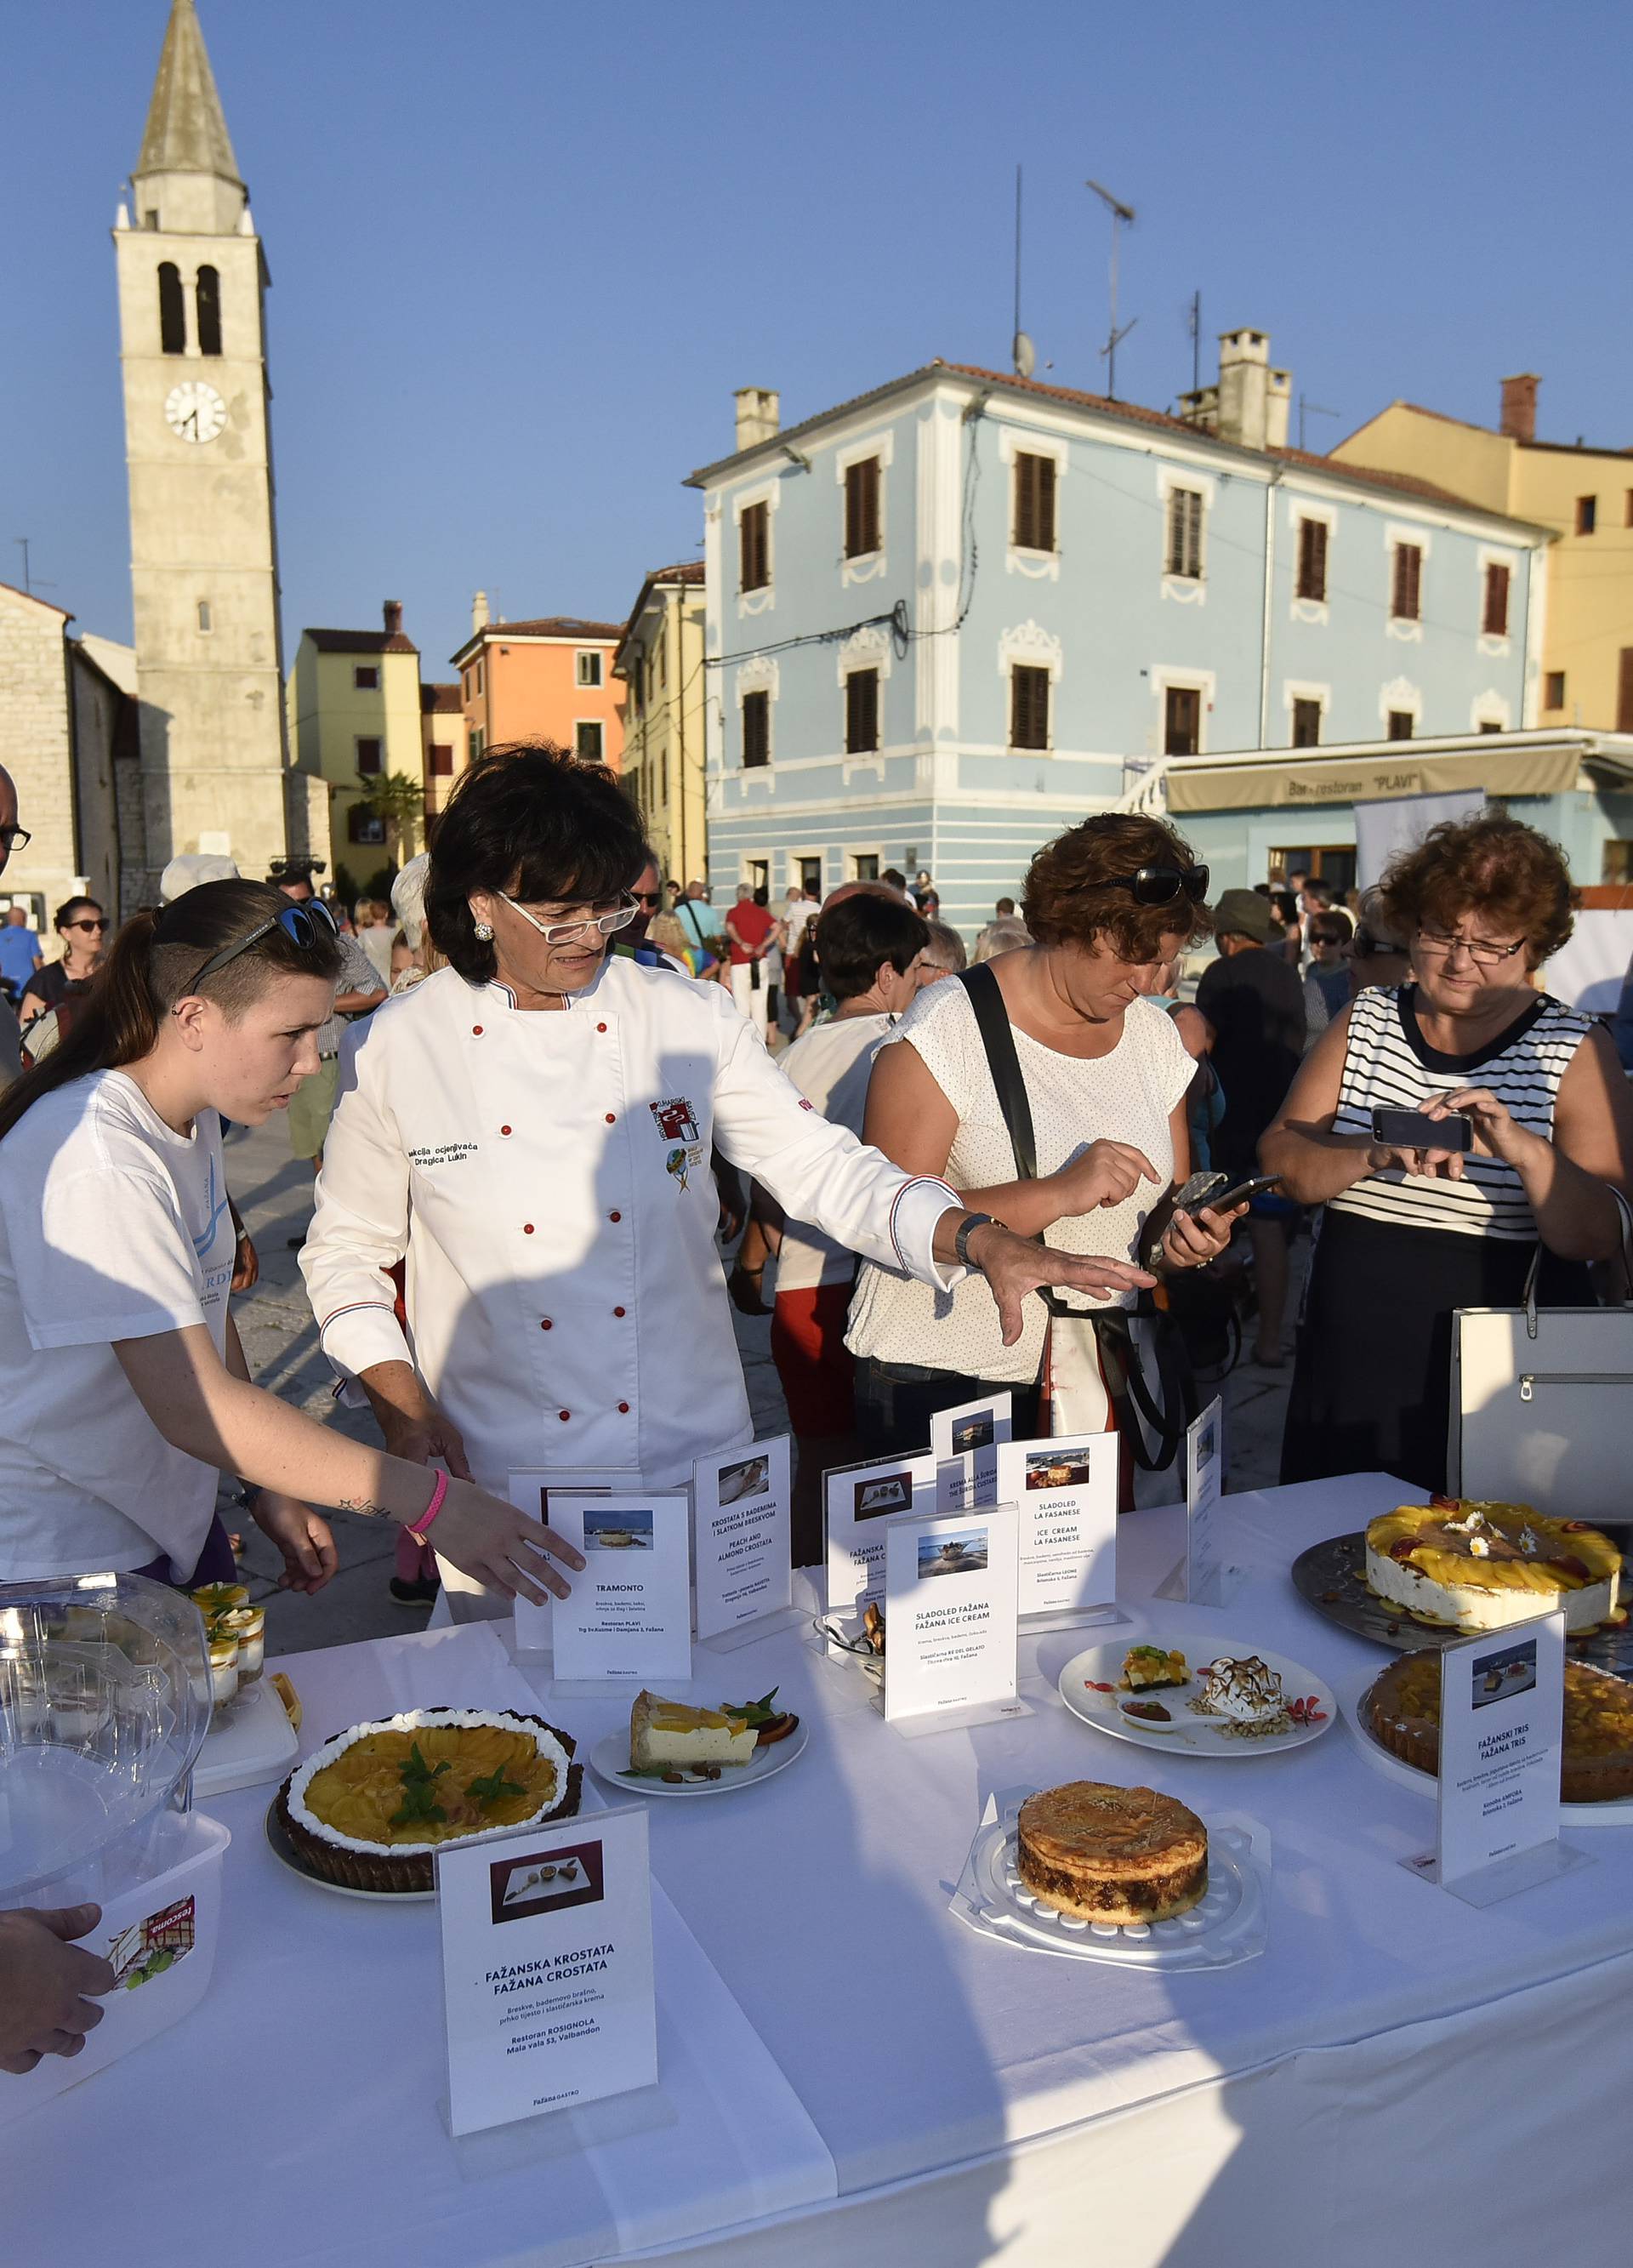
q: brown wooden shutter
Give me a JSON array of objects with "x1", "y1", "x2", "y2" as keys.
[
  {"x1": 742, "y1": 690, "x2": 770, "y2": 766},
  {"x1": 1291, "y1": 698, "x2": 1321, "y2": 748},
  {"x1": 1037, "y1": 456, "x2": 1055, "y2": 551},
  {"x1": 1164, "y1": 687, "x2": 1200, "y2": 755},
  {"x1": 845, "y1": 459, "x2": 880, "y2": 556},
  {"x1": 740, "y1": 503, "x2": 769, "y2": 592},
  {"x1": 1619, "y1": 649, "x2": 1633, "y2": 735},
  {"x1": 1297, "y1": 518, "x2": 1328, "y2": 601},
  {"x1": 845, "y1": 669, "x2": 879, "y2": 754},
  {"x1": 1010, "y1": 665, "x2": 1050, "y2": 749},
  {"x1": 1392, "y1": 544, "x2": 1421, "y2": 619},
  {"x1": 1483, "y1": 563, "x2": 1511, "y2": 637},
  {"x1": 1166, "y1": 490, "x2": 1203, "y2": 577},
  {"x1": 1013, "y1": 453, "x2": 1055, "y2": 551}
]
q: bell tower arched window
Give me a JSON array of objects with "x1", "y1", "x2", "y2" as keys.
[
  {"x1": 196, "y1": 265, "x2": 222, "y2": 356},
  {"x1": 158, "y1": 262, "x2": 186, "y2": 355}
]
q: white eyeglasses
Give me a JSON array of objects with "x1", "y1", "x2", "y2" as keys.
[{"x1": 497, "y1": 890, "x2": 639, "y2": 947}]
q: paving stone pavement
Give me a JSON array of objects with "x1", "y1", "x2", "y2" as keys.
[{"x1": 224, "y1": 1113, "x2": 1303, "y2": 1658}]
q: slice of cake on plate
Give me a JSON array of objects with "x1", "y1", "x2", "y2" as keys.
[{"x1": 629, "y1": 1690, "x2": 758, "y2": 1772}]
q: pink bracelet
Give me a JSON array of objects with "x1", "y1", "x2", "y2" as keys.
[{"x1": 407, "y1": 1469, "x2": 449, "y2": 1545}]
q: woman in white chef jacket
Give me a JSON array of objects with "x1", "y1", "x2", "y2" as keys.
[{"x1": 301, "y1": 746, "x2": 1154, "y2": 1614}]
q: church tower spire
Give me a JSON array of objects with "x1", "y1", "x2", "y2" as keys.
[
  {"x1": 113, "y1": 2, "x2": 302, "y2": 899},
  {"x1": 132, "y1": 0, "x2": 246, "y2": 236}
]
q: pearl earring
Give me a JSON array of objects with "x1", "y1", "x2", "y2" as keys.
[{"x1": 474, "y1": 920, "x2": 494, "y2": 942}]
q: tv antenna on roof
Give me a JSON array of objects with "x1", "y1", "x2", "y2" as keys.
[
  {"x1": 1085, "y1": 179, "x2": 1136, "y2": 401},
  {"x1": 1010, "y1": 165, "x2": 1035, "y2": 379}
]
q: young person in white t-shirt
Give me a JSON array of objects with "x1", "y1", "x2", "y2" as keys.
[
  {"x1": 0, "y1": 880, "x2": 584, "y2": 1607},
  {"x1": 744, "y1": 891, "x2": 932, "y2": 1559}
]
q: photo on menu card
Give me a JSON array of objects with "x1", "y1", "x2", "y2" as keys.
[
  {"x1": 856, "y1": 1468, "x2": 915, "y2": 1521},
  {"x1": 717, "y1": 1452, "x2": 770, "y2": 1506},
  {"x1": 1471, "y1": 1637, "x2": 1538, "y2": 1709},
  {"x1": 583, "y1": 1507, "x2": 655, "y2": 1552},
  {"x1": 490, "y1": 1839, "x2": 606, "y2": 1925},
  {"x1": 918, "y1": 1527, "x2": 989, "y2": 1581}
]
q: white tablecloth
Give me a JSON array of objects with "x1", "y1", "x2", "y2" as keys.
[
  {"x1": 506, "y1": 1471, "x2": 1633, "y2": 2267},
  {"x1": 3, "y1": 1621, "x2": 835, "y2": 2268},
  {"x1": 10, "y1": 1474, "x2": 1633, "y2": 2267}
]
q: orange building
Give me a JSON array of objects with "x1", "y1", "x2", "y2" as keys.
[{"x1": 448, "y1": 595, "x2": 626, "y2": 774}]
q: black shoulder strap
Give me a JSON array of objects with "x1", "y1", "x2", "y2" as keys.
[{"x1": 956, "y1": 964, "x2": 1038, "y2": 1181}]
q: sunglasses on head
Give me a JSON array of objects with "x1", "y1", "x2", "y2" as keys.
[
  {"x1": 1107, "y1": 863, "x2": 1210, "y2": 907},
  {"x1": 183, "y1": 898, "x2": 339, "y2": 989}
]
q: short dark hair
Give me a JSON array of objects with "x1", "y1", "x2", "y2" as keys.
[
  {"x1": 813, "y1": 892, "x2": 929, "y2": 1000},
  {"x1": 54, "y1": 895, "x2": 102, "y2": 932},
  {"x1": 996, "y1": 898, "x2": 1016, "y2": 915},
  {"x1": 882, "y1": 868, "x2": 908, "y2": 890},
  {"x1": 425, "y1": 743, "x2": 646, "y2": 983},
  {"x1": 1310, "y1": 909, "x2": 1353, "y2": 943},
  {"x1": 1022, "y1": 814, "x2": 1211, "y2": 960}
]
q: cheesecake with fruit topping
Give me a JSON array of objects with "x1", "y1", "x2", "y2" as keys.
[
  {"x1": 276, "y1": 1707, "x2": 581, "y2": 1893},
  {"x1": 629, "y1": 1690, "x2": 759, "y2": 1772},
  {"x1": 1363, "y1": 1500, "x2": 1620, "y2": 1634}
]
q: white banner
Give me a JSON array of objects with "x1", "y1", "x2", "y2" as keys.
[{"x1": 1352, "y1": 787, "x2": 1486, "y2": 891}]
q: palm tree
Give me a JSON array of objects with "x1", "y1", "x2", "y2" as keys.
[{"x1": 350, "y1": 770, "x2": 425, "y2": 871}]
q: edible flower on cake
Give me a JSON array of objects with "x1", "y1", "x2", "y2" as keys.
[{"x1": 1363, "y1": 1501, "x2": 1621, "y2": 1634}]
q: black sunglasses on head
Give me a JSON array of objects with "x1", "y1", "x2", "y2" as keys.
[
  {"x1": 1107, "y1": 863, "x2": 1210, "y2": 907},
  {"x1": 183, "y1": 899, "x2": 339, "y2": 988}
]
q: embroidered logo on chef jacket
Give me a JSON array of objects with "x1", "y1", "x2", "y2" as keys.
[
  {"x1": 665, "y1": 1144, "x2": 701, "y2": 1191},
  {"x1": 651, "y1": 1097, "x2": 700, "y2": 1144}
]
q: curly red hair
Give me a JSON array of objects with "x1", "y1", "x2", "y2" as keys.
[
  {"x1": 1377, "y1": 815, "x2": 1574, "y2": 969},
  {"x1": 1021, "y1": 814, "x2": 1212, "y2": 960}
]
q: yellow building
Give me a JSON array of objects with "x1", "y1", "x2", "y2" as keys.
[
  {"x1": 285, "y1": 601, "x2": 427, "y2": 878},
  {"x1": 613, "y1": 562, "x2": 707, "y2": 884},
  {"x1": 1334, "y1": 377, "x2": 1633, "y2": 732}
]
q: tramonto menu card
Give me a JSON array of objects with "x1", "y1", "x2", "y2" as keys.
[
  {"x1": 547, "y1": 1492, "x2": 692, "y2": 1684},
  {"x1": 439, "y1": 1804, "x2": 657, "y2": 2136}
]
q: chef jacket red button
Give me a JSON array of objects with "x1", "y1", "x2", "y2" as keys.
[
  {"x1": 557, "y1": 1410, "x2": 571, "y2": 1422},
  {"x1": 540, "y1": 1319, "x2": 553, "y2": 1331},
  {"x1": 596, "y1": 1023, "x2": 607, "y2": 1033},
  {"x1": 500, "y1": 1125, "x2": 512, "y2": 1136},
  {"x1": 605, "y1": 1113, "x2": 616, "y2": 1125},
  {"x1": 617, "y1": 1402, "x2": 630, "y2": 1414},
  {"x1": 613, "y1": 1306, "x2": 626, "y2": 1318},
  {"x1": 608, "y1": 1210, "x2": 621, "y2": 1222},
  {"x1": 523, "y1": 1223, "x2": 535, "y2": 1234},
  {"x1": 472, "y1": 1025, "x2": 483, "y2": 1035}
]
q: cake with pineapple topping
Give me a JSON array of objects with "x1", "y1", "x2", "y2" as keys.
[{"x1": 1364, "y1": 1500, "x2": 1620, "y2": 1634}]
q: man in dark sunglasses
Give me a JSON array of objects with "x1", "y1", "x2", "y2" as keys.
[{"x1": 623, "y1": 851, "x2": 667, "y2": 947}]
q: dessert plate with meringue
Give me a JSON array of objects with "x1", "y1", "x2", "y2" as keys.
[{"x1": 1060, "y1": 1638, "x2": 1336, "y2": 1758}]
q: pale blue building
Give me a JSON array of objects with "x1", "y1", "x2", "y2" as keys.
[{"x1": 686, "y1": 336, "x2": 1553, "y2": 932}]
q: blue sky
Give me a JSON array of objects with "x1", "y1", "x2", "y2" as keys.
[{"x1": 6, "y1": 0, "x2": 1630, "y2": 675}]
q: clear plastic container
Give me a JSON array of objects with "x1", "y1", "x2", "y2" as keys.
[{"x1": 0, "y1": 1571, "x2": 213, "y2": 1906}]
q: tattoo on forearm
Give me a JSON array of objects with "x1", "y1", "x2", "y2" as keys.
[{"x1": 339, "y1": 1496, "x2": 391, "y2": 1519}]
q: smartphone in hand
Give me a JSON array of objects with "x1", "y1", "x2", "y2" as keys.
[{"x1": 1371, "y1": 1107, "x2": 1473, "y2": 1153}]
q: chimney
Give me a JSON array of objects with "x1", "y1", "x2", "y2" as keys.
[
  {"x1": 382, "y1": 599, "x2": 403, "y2": 638},
  {"x1": 471, "y1": 590, "x2": 490, "y2": 633},
  {"x1": 734, "y1": 387, "x2": 781, "y2": 451},
  {"x1": 1499, "y1": 373, "x2": 1539, "y2": 443},
  {"x1": 1214, "y1": 328, "x2": 1281, "y2": 452}
]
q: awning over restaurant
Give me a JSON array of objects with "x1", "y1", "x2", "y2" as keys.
[{"x1": 1164, "y1": 741, "x2": 1590, "y2": 814}]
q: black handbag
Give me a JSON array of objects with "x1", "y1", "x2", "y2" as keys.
[{"x1": 954, "y1": 964, "x2": 1198, "y2": 1472}]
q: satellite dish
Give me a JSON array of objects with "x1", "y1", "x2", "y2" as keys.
[{"x1": 1012, "y1": 330, "x2": 1036, "y2": 379}]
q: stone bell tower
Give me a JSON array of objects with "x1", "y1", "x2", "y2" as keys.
[{"x1": 112, "y1": 0, "x2": 292, "y2": 894}]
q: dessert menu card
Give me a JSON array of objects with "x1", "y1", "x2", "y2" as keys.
[
  {"x1": 930, "y1": 1391, "x2": 1014, "y2": 1513},
  {"x1": 439, "y1": 1802, "x2": 657, "y2": 2136},
  {"x1": 993, "y1": 1432, "x2": 1118, "y2": 1621},
  {"x1": 691, "y1": 1435, "x2": 792, "y2": 1642},
  {"x1": 882, "y1": 1501, "x2": 1021, "y2": 1729},
  {"x1": 1185, "y1": 1398, "x2": 1225, "y2": 1606},
  {"x1": 509, "y1": 1469, "x2": 640, "y2": 1655},
  {"x1": 825, "y1": 1450, "x2": 938, "y2": 1630},
  {"x1": 547, "y1": 1492, "x2": 692, "y2": 1685},
  {"x1": 1425, "y1": 1610, "x2": 1570, "y2": 1897}
]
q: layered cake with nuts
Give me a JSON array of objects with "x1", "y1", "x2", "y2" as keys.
[
  {"x1": 276, "y1": 1707, "x2": 582, "y2": 1893},
  {"x1": 1016, "y1": 1781, "x2": 1208, "y2": 1923},
  {"x1": 1364, "y1": 1501, "x2": 1620, "y2": 1634},
  {"x1": 1364, "y1": 1650, "x2": 1633, "y2": 1804}
]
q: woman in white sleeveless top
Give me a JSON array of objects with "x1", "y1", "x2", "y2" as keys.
[
  {"x1": 847, "y1": 816, "x2": 1243, "y2": 1462},
  {"x1": 1264, "y1": 817, "x2": 1633, "y2": 1493}
]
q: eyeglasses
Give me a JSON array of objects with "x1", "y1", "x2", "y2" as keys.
[
  {"x1": 1308, "y1": 930, "x2": 1347, "y2": 949},
  {"x1": 497, "y1": 891, "x2": 639, "y2": 947},
  {"x1": 0, "y1": 828, "x2": 32, "y2": 853},
  {"x1": 185, "y1": 899, "x2": 339, "y2": 989},
  {"x1": 1415, "y1": 926, "x2": 1528, "y2": 968},
  {"x1": 1108, "y1": 863, "x2": 1210, "y2": 907},
  {"x1": 66, "y1": 918, "x2": 109, "y2": 933}
]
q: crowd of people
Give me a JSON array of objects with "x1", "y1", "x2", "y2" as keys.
[{"x1": 4, "y1": 740, "x2": 1633, "y2": 2071}]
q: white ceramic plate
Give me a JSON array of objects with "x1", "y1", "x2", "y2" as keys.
[
  {"x1": 1336, "y1": 1662, "x2": 1633, "y2": 1826},
  {"x1": 589, "y1": 1717, "x2": 807, "y2": 1798},
  {"x1": 1060, "y1": 1638, "x2": 1335, "y2": 1758}
]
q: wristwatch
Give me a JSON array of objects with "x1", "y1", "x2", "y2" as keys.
[{"x1": 953, "y1": 1212, "x2": 999, "y2": 1273}]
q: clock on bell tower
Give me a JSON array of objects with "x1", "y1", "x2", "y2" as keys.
[{"x1": 112, "y1": 0, "x2": 295, "y2": 894}]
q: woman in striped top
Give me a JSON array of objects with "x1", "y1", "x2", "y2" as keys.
[{"x1": 1264, "y1": 817, "x2": 1633, "y2": 1492}]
